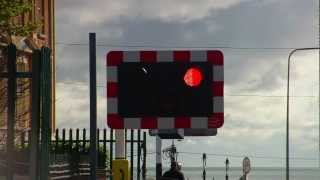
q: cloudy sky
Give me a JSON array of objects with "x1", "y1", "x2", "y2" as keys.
[{"x1": 55, "y1": 0, "x2": 319, "y2": 168}]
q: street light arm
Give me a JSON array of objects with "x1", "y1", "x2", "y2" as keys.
[
  {"x1": 288, "y1": 48, "x2": 319, "y2": 62},
  {"x1": 286, "y1": 47, "x2": 320, "y2": 180}
]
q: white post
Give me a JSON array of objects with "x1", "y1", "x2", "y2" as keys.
[
  {"x1": 156, "y1": 135, "x2": 162, "y2": 179},
  {"x1": 115, "y1": 129, "x2": 126, "y2": 158},
  {"x1": 113, "y1": 129, "x2": 129, "y2": 180}
]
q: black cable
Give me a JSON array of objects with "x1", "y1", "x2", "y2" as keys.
[{"x1": 55, "y1": 42, "x2": 318, "y2": 50}]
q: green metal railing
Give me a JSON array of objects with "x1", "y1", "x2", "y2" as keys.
[{"x1": 0, "y1": 44, "x2": 52, "y2": 180}]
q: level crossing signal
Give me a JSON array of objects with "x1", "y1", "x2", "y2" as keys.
[{"x1": 107, "y1": 50, "x2": 224, "y2": 129}]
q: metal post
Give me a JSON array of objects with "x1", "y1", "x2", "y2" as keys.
[
  {"x1": 142, "y1": 132, "x2": 147, "y2": 180},
  {"x1": 137, "y1": 130, "x2": 141, "y2": 180},
  {"x1": 318, "y1": 1, "x2": 320, "y2": 168},
  {"x1": 110, "y1": 129, "x2": 114, "y2": 171},
  {"x1": 130, "y1": 130, "x2": 134, "y2": 180},
  {"x1": 156, "y1": 136, "x2": 162, "y2": 179},
  {"x1": 40, "y1": 47, "x2": 52, "y2": 180},
  {"x1": 286, "y1": 47, "x2": 320, "y2": 180},
  {"x1": 89, "y1": 32, "x2": 97, "y2": 180},
  {"x1": 286, "y1": 51, "x2": 291, "y2": 180},
  {"x1": 30, "y1": 49, "x2": 41, "y2": 180},
  {"x1": 7, "y1": 44, "x2": 16, "y2": 180}
]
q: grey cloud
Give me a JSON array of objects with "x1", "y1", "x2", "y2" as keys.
[
  {"x1": 239, "y1": 61, "x2": 286, "y2": 93},
  {"x1": 56, "y1": 0, "x2": 251, "y2": 25}
]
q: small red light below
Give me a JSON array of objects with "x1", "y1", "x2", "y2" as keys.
[{"x1": 184, "y1": 67, "x2": 203, "y2": 87}]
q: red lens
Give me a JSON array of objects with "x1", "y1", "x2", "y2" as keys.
[{"x1": 184, "y1": 67, "x2": 203, "y2": 87}]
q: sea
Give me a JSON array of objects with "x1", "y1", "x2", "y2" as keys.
[
  {"x1": 1, "y1": 167, "x2": 319, "y2": 180},
  {"x1": 142, "y1": 167, "x2": 320, "y2": 180}
]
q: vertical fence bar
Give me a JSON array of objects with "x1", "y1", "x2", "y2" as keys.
[
  {"x1": 7, "y1": 44, "x2": 16, "y2": 180},
  {"x1": 142, "y1": 132, "x2": 147, "y2": 180},
  {"x1": 69, "y1": 129, "x2": 73, "y2": 153},
  {"x1": 89, "y1": 32, "x2": 97, "y2": 180},
  {"x1": 55, "y1": 129, "x2": 59, "y2": 155},
  {"x1": 55, "y1": 129, "x2": 59, "y2": 151},
  {"x1": 103, "y1": 129, "x2": 107, "y2": 154},
  {"x1": 21, "y1": 131, "x2": 26, "y2": 149},
  {"x1": 97, "y1": 128, "x2": 100, "y2": 152},
  {"x1": 125, "y1": 129, "x2": 127, "y2": 158},
  {"x1": 75, "y1": 129, "x2": 80, "y2": 176},
  {"x1": 30, "y1": 49, "x2": 41, "y2": 180},
  {"x1": 76, "y1": 129, "x2": 80, "y2": 152},
  {"x1": 54, "y1": 129, "x2": 58, "y2": 162},
  {"x1": 97, "y1": 128, "x2": 100, "y2": 168},
  {"x1": 28, "y1": 130, "x2": 32, "y2": 149},
  {"x1": 137, "y1": 130, "x2": 141, "y2": 180},
  {"x1": 62, "y1": 129, "x2": 66, "y2": 153},
  {"x1": 130, "y1": 130, "x2": 134, "y2": 180},
  {"x1": 110, "y1": 129, "x2": 113, "y2": 171},
  {"x1": 83, "y1": 129, "x2": 86, "y2": 152}
]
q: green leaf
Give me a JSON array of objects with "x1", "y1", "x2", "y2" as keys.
[{"x1": 0, "y1": 0, "x2": 41, "y2": 43}]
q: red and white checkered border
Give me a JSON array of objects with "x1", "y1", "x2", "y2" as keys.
[{"x1": 106, "y1": 50, "x2": 224, "y2": 129}]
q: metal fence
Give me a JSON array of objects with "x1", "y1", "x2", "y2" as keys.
[
  {"x1": 0, "y1": 128, "x2": 147, "y2": 180},
  {"x1": 0, "y1": 44, "x2": 53, "y2": 180}
]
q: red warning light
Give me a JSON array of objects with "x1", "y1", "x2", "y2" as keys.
[{"x1": 184, "y1": 67, "x2": 203, "y2": 87}]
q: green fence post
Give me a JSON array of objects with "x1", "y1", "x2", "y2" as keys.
[
  {"x1": 55, "y1": 129, "x2": 59, "y2": 152},
  {"x1": 103, "y1": 129, "x2": 107, "y2": 154},
  {"x1": 82, "y1": 129, "x2": 86, "y2": 152},
  {"x1": 40, "y1": 47, "x2": 52, "y2": 180},
  {"x1": 75, "y1": 128, "x2": 80, "y2": 175},
  {"x1": 62, "y1": 129, "x2": 66, "y2": 153},
  {"x1": 21, "y1": 131, "x2": 25, "y2": 149},
  {"x1": 97, "y1": 128, "x2": 100, "y2": 152},
  {"x1": 30, "y1": 49, "x2": 41, "y2": 180},
  {"x1": 76, "y1": 129, "x2": 79, "y2": 151},
  {"x1": 28, "y1": 130, "x2": 32, "y2": 149},
  {"x1": 7, "y1": 44, "x2": 17, "y2": 180},
  {"x1": 69, "y1": 129, "x2": 73, "y2": 153}
]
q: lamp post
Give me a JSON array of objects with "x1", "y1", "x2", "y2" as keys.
[{"x1": 286, "y1": 47, "x2": 319, "y2": 180}]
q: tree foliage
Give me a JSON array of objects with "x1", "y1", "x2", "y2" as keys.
[{"x1": 0, "y1": 0, "x2": 39, "y2": 43}]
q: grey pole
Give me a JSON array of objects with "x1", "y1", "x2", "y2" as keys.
[
  {"x1": 89, "y1": 32, "x2": 97, "y2": 180},
  {"x1": 286, "y1": 47, "x2": 319, "y2": 180},
  {"x1": 318, "y1": 0, "x2": 320, "y2": 168}
]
